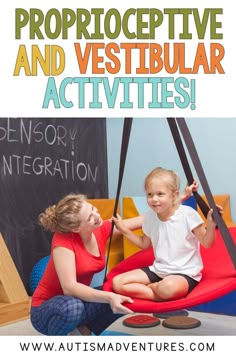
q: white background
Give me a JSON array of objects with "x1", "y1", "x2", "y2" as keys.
[{"x1": 0, "y1": 0, "x2": 235, "y2": 117}]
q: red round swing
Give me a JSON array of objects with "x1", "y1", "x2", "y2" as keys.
[
  {"x1": 103, "y1": 227, "x2": 236, "y2": 313},
  {"x1": 104, "y1": 118, "x2": 236, "y2": 314}
]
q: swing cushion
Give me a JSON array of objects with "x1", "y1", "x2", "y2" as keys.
[{"x1": 103, "y1": 228, "x2": 236, "y2": 313}]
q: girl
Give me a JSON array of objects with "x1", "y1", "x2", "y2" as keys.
[{"x1": 112, "y1": 167, "x2": 221, "y2": 302}]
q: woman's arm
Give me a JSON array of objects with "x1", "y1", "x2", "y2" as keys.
[
  {"x1": 112, "y1": 214, "x2": 144, "y2": 235},
  {"x1": 53, "y1": 246, "x2": 134, "y2": 314},
  {"x1": 112, "y1": 214, "x2": 151, "y2": 249}
]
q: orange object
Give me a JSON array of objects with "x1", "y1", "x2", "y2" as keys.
[{"x1": 197, "y1": 194, "x2": 236, "y2": 228}]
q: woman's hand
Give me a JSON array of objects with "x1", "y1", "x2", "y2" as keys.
[
  {"x1": 109, "y1": 293, "x2": 134, "y2": 314},
  {"x1": 112, "y1": 214, "x2": 129, "y2": 234}
]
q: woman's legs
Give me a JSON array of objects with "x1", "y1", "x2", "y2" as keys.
[
  {"x1": 83, "y1": 301, "x2": 122, "y2": 335},
  {"x1": 31, "y1": 295, "x2": 122, "y2": 336},
  {"x1": 31, "y1": 295, "x2": 86, "y2": 335}
]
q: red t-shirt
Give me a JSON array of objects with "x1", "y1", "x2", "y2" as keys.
[{"x1": 32, "y1": 220, "x2": 112, "y2": 307}]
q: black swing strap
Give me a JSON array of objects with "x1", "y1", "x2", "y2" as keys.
[
  {"x1": 167, "y1": 118, "x2": 210, "y2": 218},
  {"x1": 176, "y1": 117, "x2": 236, "y2": 269},
  {"x1": 104, "y1": 118, "x2": 133, "y2": 280}
]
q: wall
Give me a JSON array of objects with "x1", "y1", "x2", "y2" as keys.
[{"x1": 106, "y1": 118, "x2": 236, "y2": 222}]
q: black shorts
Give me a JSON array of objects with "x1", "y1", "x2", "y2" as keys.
[{"x1": 141, "y1": 267, "x2": 199, "y2": 294}]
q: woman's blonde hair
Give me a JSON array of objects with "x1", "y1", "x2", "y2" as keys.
[
  {"x1": 144, "y1": 167, "x2": 180, "y2": 205},
  {"x1": 39, "y1": 194, "x2": 86, "y2": 233}
]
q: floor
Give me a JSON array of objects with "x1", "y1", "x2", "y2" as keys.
[{"x1": 0, "y1": 310, "x2": 236, "y2": 336}]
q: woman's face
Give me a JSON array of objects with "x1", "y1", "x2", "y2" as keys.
[{"x1": 78, "y1": 202, "x2": 103, "y2": 231}]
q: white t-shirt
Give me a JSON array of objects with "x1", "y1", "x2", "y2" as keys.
[{"x1": 142, "y1": 205, "x2": 204, "y2": 281}]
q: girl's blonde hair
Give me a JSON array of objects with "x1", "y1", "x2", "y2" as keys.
[
  {"x1": 39, "y1": 194, "x2": 86, "y2": 233},
  {"x1": 144, "y1": 167, "x2": 181, "y2": 205}
]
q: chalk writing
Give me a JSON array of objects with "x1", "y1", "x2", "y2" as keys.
[{"x1": 0, "y1": 118, "x2": 99, "y2": 183}]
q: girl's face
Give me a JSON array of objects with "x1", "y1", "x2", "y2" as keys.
[
  {"x1": 145, "y1": 177, "x2": 178, "y2": 218},
  {"x1": 76, "y1": 202, "x2": 103, "y2": 232}
]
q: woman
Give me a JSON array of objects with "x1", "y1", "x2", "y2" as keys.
[{"x1": 31, "y1": 186, "x2": 196, "y2": 335}]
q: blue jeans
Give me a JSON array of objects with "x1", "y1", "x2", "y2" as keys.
[{"x1": 30, "y1": 295, "x2": 122, "y2": 336}]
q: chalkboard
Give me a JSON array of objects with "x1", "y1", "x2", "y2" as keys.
[{"x1": 0, "y1": 117, "x2": 108, "y2": 292}]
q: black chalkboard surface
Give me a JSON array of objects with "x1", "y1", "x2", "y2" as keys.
[{"x1": 0, "y1": 117, "x2": 108, "y2": 292}]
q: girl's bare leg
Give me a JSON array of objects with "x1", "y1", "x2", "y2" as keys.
[
  {"x1": 112, "y1": 269, "x2": 157, "y2": 300},
  {"x1": 148, "y1": 275, "x2": 189, "y2": 301}
]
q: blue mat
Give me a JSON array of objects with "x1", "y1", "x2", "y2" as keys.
[{"x1": 99, "y1": 330, "x2": 134, "y2": 336}]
